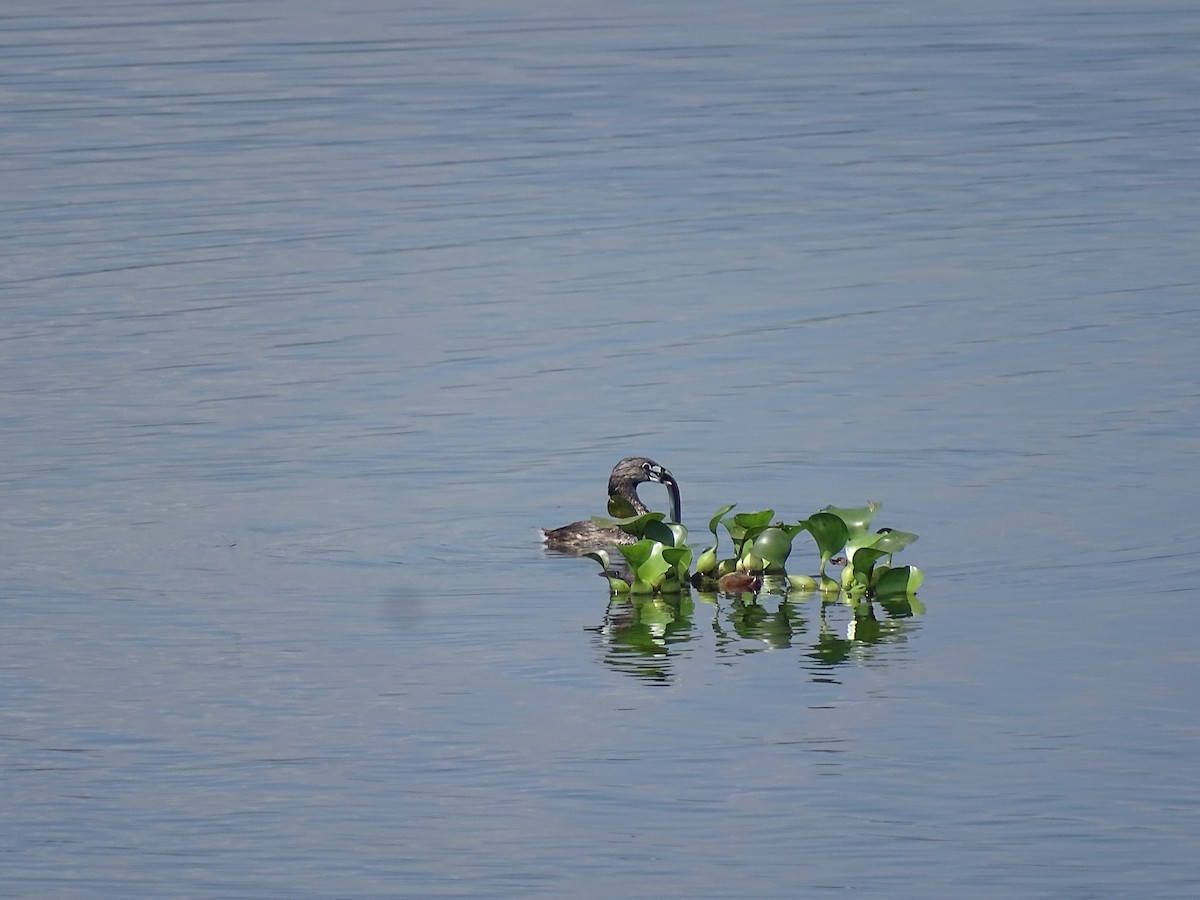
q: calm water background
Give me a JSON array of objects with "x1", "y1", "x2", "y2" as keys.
[{"x1": 3, "y1": 0, "x2": 1198, "y2": 896}]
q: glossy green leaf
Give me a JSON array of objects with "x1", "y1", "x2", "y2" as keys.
[
  {"x1": 707, "y1": 504, "x2": 736, "y2": 537},
  {"x1": 802, "y1": 511, "x2": 849, "y2": 573},
  {"x1": 840, "y1": 563, "x2": 859, "y2": 589},
  {"x1": 642, "y1": 518, "x2": 677, "y2": 546},
  {"x1": 607, "y1": 494, "x2": 639, "y2": 519},
  {"x1": 751, "y1": 526, "x2": 794, "y2": 571},
  {"x1": 662, "y1": 546, "x2": 693, "y2": 580},
  {"x1": 875, "y1": 564, "x2": 924, "y2": 596},
  {"x1": 732, "y1": 509, "x2": 775, "y2": 530},
  {"x1": 739, "y1": 551, "x2": 763, "y2": 574},
  {"x1": 868, "y1": 528, "x2": 919, "y2": 555},
  {"x1": 589, "y1": 511, "x2": 665, "y2": 528},
  {"x1": 589, "y1": 510, "x2": 668, "y2": 542},
  {"x1": 821, "y1": 502, "x2": 880, "y2": 536},
  {"x1": 850, "y1": 545, "x2": 889, "y2": 579},
  {"x1": 617, "y1": 539, "x2": 673, "y2": 589},
  {"x1": 722, "y1": 508, "x2": 774, "y2": 555},
  {"x1": 582, "y1": 550, "x2": 611, "y2": 572}
]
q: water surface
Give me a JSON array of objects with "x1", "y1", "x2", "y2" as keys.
[{"x1": 3, "y1": 1, "x2": 1199, "y2": 897}]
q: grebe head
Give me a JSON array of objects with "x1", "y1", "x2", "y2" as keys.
[{"x1": 608, "y1": 457, "x2": 681, "y2": 524}]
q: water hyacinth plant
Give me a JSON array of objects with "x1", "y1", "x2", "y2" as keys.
[
  {"x1": 582, "y1": 501, "x2": 922, "y2": 611},
  {"x1": 583, "y1": 511, "x2": 692, "y2": 595}
]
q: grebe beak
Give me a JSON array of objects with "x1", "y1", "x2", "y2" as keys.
[{"x1": 647, "y1": 465, "x2": 681, "y2": 524}]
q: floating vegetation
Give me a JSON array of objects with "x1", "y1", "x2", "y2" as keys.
[{"x1": 580, "y1": 501, "x2": 922, "y2": 615}]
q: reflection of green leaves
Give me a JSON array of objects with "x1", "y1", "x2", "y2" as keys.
[
  {"x1": 878, "y1": 593, "x2": 925, "y2": 617},
  {"x1": 637, "y1": 596, "x2": 676, "y2": 626}
]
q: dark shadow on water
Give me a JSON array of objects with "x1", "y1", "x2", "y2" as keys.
[{"x1": 585, "y1": 586, "x2": 922, "y2": 684}]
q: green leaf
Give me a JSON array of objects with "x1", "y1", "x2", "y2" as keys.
[
  {"x1": 607, "y1": 494, "x2": 639, "y2": 519},
  {"x1": 821, "y1": 503, "x2": 880, "y2": 536},
  {"x1": 732, "y1": 509, "x2": 775, "y2": 530},
  {"x1": 751, "y1": 527, "x2": 794, "y2": 572},
  {"x1": 617, "y1": 539, "x2": 673, "y2": 589},
  {"x1": 739, "y1": 551, "x2": 764, "y2": 574},
  {"x1": 642, "y1": 518, "x2": 677, "y2": 546},
  {"x1": 665, "y1": 522, "x2": 688, "y2": 548},
  {"x1": 590, "y1": 511, "x2": 667, "y2": 541},
  {"x1": 663, "y1": 546, "x2": 693, "y2": 580},
  {"x1": 722, "y1": 509, "x2": 774, "y2": 555},
  {"x1": 875, "y1": 564, "x2": 924, "y2": 596},
  {"x1": 582, "y1": 550, "x2": 611, "y2": 572},
  {"x1": 868, "y1": 528, "x2": 919, "y2": 555},
  {"x1": 801, "y1": 511, "x2": 849, "y2": 573},
  {"x1": 850, "y1": 545, "x2": 889, "y2": 579},
  {"x1": 707, "y1": 504, "x2": 736, "y2": 537}
]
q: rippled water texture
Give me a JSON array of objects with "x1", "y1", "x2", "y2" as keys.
[{"x1": 3, "y1": 1, "x2": 1198, "y2": 897}]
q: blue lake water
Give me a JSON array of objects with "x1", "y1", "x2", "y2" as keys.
[{"x1": 3, "y1": 1, "x2": 1199, "y2": 896}]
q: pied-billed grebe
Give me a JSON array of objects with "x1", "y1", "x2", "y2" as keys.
[{"x1": 541, "y1": 456, "x2": 681, "y2": 552}]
